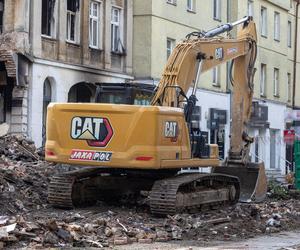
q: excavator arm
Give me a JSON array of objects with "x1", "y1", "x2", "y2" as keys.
[{"x1": 152, "y1": 16, "x2": 257, "y2": 163}]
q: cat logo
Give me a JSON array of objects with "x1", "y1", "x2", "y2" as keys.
[
  {"x1": 71, "y1": 116, "x2": 113, "y2": 147},
  {"x1": 164, "y1": 121, "x2": 178, "y2": 138}
]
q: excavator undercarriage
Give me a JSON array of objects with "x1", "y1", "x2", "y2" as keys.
[{"x1": 48, "y1": 167, "x2": 240, "y2": 215}]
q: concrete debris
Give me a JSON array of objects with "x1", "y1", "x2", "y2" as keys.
[
  {"x1": 0, "y1": 123, "x2": 9, "y2": 138},
  {"x1": 0, "y1": 135, "x2": 300, "y2": 248}
]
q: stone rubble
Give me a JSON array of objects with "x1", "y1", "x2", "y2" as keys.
[{"x1": 0, "y1": 135, "x2": 300, "y2": 248}]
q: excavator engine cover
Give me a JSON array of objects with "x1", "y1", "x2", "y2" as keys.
[{"x1": 213, "y1": 162, "x2": 267, "y2": 202}]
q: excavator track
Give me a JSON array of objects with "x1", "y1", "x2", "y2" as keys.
[
  {"x1": 48, "y1": 169, "x2": 240, "y2": 215},
  {"x1": 48, "y1": 175, "x2": 75, "y2": 208},
  {"x1": 150, "y1": 173, "x2": 240, "y2": 215},
  {"x1": 48, "y1": 168, "x2": 102, "y2": 208},
  {"x1": 48, "y1": 168, "x2": 170, "y2": 208}
]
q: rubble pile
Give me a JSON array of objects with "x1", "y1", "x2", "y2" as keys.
[
  {"x1": 0, "y1": 135, "x2": 300, "y2": 248},
  {"x1": 0, "y1": 200, "x2": 299, "y2": 248},
  {"x1": 0, "y1": 135, "x2": 57, "y2": 214}
]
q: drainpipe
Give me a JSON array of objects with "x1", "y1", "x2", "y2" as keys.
[{"x1": 292, "y1": 0, "x2": 299, "y2": 108}]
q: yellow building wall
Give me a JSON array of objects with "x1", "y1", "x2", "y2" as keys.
[
  {"x1": 133, "y1": 0, "x2": 299, "y2": 105},
  {"x1": 235, "y1": 0, "x2": 294, "y2": 105},
  {"x1": 133, "y1": 0, "x2": 230, "y2": 92}
]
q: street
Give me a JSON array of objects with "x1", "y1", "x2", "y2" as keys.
[{"x1": 115, "y1": 231, "x2": 300, "y2": 250}]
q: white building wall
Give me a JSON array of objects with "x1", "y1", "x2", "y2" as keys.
[
  {"x1": 249, "y1": 100, "x2": 287, "y2": 175},
  {"x1": 266, "y1": 101, "x2": 287, "y2": 175},
  {"x1": 195, "y1": 89, "x2": 231, "y2": 159}
]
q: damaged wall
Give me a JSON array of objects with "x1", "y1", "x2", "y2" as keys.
[{"x1": 35, "y1": 0, "x2": 133, "y2": 74}]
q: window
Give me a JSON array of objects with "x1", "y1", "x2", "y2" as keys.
[
  {"x1": 166, "y1": 0, "x2": 176, "y2": 5},
  {"x1": 0, "y1": 0, "x2": 4, "y2": 33},
  {"x1": 213, "y1": 0, "x2": 221, "y2": 21},
  {"x1": 260, "y1": 64, "x2": 266, "y2": 96},
  {"x1": 287, "y1": 73, "x2": 291, "y2": 102},
  {"x1": 67, "y1": 0, "x2": 80, "y2": 42},
  {"x1": 89, "y1": 1, "x2": 100, "y2": 48},
  {"x1": 42, "y1": 78, "x2": 52, "y2": 145},
  {"x1": 212, "y1": 66, "x2": 220, "y2": 86},
  {"x1": 248, "y1": 0, "x2": 254, "y2": 17},
  {"x1": 274, "y1": 12, "x2": 280, "y2": 41},
  {"x1": 287, "y1": 21, "x2": 292, "y2": 47},
  {"x1": 41, "y1": 0, "x2": 55, "y2": 36},
  {"x1": 273, "y1": 68, "x2": 279, "y2": 97},
  {"x1": 260, "y1": 7, "x2": 267, "y2": 37},
  {"x1": 187, "y1": 0, "x2": 195, "y2": 12},
  {"x1": 167, "y1": 38, "x2": 175, "y2": 60},
  {"x1": 111, "y1": 7, "x2": 124, "y2": 53}
]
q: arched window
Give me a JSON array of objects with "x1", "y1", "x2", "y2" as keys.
[{"x1": 42, "y1": 78, "x2": 52, "y2": 144}]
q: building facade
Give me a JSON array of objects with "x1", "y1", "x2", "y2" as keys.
[
  {"x1": 133, "y1": 0, "x2": 300, "y2": 176},
  {"x1": 0, "y1": 0, "x2": 133, "y2": 146}
]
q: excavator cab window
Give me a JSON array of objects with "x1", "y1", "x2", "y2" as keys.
[{"x1": 95, "y1": 83, "x2": 155, "y2": 105}]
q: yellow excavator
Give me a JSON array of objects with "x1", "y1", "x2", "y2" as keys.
[{"x1": 45, "y1": 16, "x2": 267, "y2": 215}]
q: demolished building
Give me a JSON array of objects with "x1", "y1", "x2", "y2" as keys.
[{"x1": 0, "y1": 0, "x2": 133, "y2": 147}]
